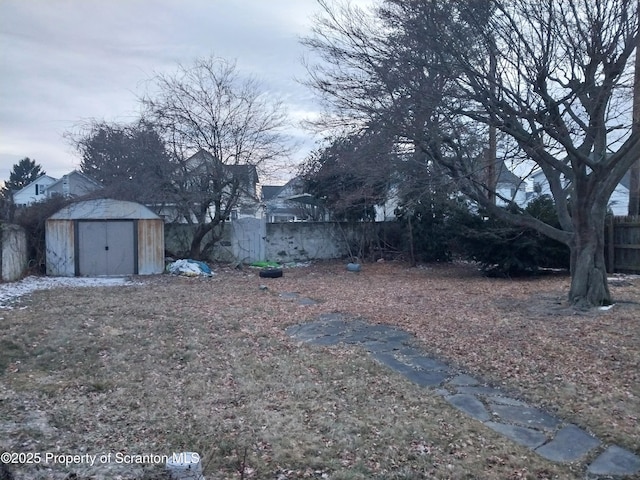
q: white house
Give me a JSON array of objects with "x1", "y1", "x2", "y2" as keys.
[
  {"x1": 527, "y1": 169, "x2": 630, "y2": 215},
  {"x1": 12, "y1": 175, "x2": 58, "y2": 207},
  {"x1": 12, "y1": 171, "x2": 102, "y2": 207},
  {"x1": 495, "y1": 162, "x2": 528, "y2": 207}
]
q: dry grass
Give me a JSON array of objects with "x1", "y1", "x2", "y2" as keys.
[{"x1": 0, "y1": 260, "x2": 638, "y2": 479}]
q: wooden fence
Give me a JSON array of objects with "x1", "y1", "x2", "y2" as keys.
[{"x1": 605, "y1": 215, "x2": 640, "y2": 274}]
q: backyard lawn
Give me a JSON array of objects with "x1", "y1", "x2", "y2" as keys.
[{"x1": 1, "y1": 260, "x2": 638, "y2": 479}]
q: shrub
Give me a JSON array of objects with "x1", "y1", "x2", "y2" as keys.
[
  {"x1": 14, "y1": 197, "x2": 72, "y2": 274},
  {"x1": 455, "y1": 196, "x2": 570, "y2": 276}
]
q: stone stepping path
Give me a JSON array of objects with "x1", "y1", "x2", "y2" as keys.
[{"x1": 286, "y1": 313, "x2": 640, "y2": 478}]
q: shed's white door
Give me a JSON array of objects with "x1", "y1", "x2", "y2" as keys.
[{"x1": 78, "y1": 221, "x2": 135, "y2": 275}]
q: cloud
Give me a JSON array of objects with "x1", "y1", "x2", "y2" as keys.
[{"x1": 0, "y1": 0, "x2": 330, "y2": 183}]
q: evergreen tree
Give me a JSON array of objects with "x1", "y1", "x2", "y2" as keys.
[
  {"x1": 1, "y1": 157, "x2": 46, "y2": 221},
  {"x1": 4, "y1": 157, "x2": 45, "y2": 191}
]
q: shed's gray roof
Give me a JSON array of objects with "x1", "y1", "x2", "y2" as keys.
[{"x1": 49, "y1": 199, "x2": 161, "y2": 220}]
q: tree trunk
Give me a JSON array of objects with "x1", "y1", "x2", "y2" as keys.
[
  {"x1": 407, "y1": 212, "x2": 416, "y2": 267},
  {"x1": 189, "y1": 222, "x2": 214, "y2": 260},
  {"x1": 568, "y1": 207, "x2": 612, "y2": 307}
]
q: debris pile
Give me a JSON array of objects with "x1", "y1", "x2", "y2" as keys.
[{"x1": 166, "y1": 259, "x2": 214, "y2": 277}]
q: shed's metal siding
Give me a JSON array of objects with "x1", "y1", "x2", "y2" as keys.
[
  {"x1": 45, "y1": 219, "x2": 75, "y2": 276},
  {"x1": 46, "y1": 199, "x2": 164, "y2": 276},
  {"x1": 137, "y1": 218, "x2": 165, "y2": 274}
]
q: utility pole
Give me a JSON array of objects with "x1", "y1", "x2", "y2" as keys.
[
  {"x1": 486, "y1": 43, "x2": 497, "y2": 204},
  {"x1": 629, "y1": 3, "x2": 640, "y2": 216}
]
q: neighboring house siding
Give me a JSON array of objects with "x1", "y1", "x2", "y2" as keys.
[
  {"x1": 527, "y1": 170, "x2": 630, "y2": 214},
  {"x1": 46, "y1": 171, "x2": 101, "y2": 199},
  {"x1": 496, "y1": 182, "x2": 527, "y2": 207},
  {"x1": 13, "y1": 175, "x2": 57, "y2": 206},
  {"x1": 12, "y1": 171, "x2": 101, "y2": 207},
  {"x1": 262, "y1": 178, "x2": 309, "y2": 222},
  {"x1": 608, "y1": 185, "x2": 630, "y2": 216}
]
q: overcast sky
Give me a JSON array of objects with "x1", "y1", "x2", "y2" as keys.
[{"x1": 0, "y1": 0, "x2": 367, "y2": 185}]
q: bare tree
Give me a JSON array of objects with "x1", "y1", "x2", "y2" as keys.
[
  {"x1": 141, "y1": 56, "x2": 291, "y2": 259},
  {"x1": 442, "y1": 0, "x2": 639, "y2": 307},
  {"x1": 303, "y1": 0, "x2": 639, "y2": 307}
]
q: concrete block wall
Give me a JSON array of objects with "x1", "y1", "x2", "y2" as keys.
[
  {"x1": 265, "y1": 222, "x2": 354, "y2": 263},
  {"x1": 165, "y1": 221, "x2": 367, "y2": 264}
]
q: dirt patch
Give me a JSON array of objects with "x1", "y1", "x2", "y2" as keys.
[{"x1": 0, "y1": 261, "x2": 638, "y2": 479}]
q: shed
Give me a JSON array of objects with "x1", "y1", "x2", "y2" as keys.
[{"x1": 46, "y1": 199, "x2": 164, "y2": 276}]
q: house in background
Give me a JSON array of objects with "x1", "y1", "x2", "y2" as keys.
[
  {"x1": 12, "y1": 175, "x2": 57, "y2": 207},
  {"x1": 12, "y1": 170, "x2": 102, "y2": 207},
  {"x1": 156, "y1": 149, "x2": 262, "y2": 223},
  {"x1": 45, "y1": 170, "x2": 102, "y2": 200},
  {"x1": 604, "y1": 171, "x2": 631, "y2": 216},
  {"x1": 495, "y1": 162, "x2": 527, "y2": 208},
  {"x1": 527, "y1": 169, "x2": 630, "y2": 215},
  {"x1": 261, "y1": 176, "x2": 327, "y2": 222}
]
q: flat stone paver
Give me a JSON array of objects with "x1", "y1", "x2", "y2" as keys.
[
  {"x1": 445, "y1": 394, "x2": 491, "y2": 422},
  {"x1": 449, "y1": 374, "x2": 480, "y2": 386},
  {"x1": 404, "y1": 355, "x2": 450, "y2": 372},
  {"x1": 535, "y1": 425, "x2": 601, "y2": 462},
  {"x1": 487, "y1": 395, "x2": 528, "y2": 407},
  {"x1": 484, "y1": 422, "x2": 548, "y2": 449},
  {"x1": 285, "y1": 313, "x2": 640, "y2": 478},
  {"x1": 456, "y1": 386, "x2": 505, "y2": 397},
  {"x1": 490, "y1": 404, "x2": 561, "y2": 431},
  {"x1": 362, "y1": 340, "x2": 398, "y2": 353},
  {"x1": 403, "y1": 369, "x2": 451, "y2": 387},
  {"x1": 370, "y1": 352, "x2": 417, "y2": 375},
  {"x1": 587, "y1": 445, "x2": 640, "y2": 476}
]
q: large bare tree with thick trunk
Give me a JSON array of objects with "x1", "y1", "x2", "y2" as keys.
[
  {"x1": 141, "y1": 56, "x2": 290, "y2": 259},
  {"x1": 303, "y1": 0, "x2": 639, "y2": 307},
  {"x1": 443, "y1": 0, "x2": 639, "y2": 307}
]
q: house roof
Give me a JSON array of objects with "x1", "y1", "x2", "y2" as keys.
[
  {"x1": 262, "y1": 176, "x2": 305, "y2": 202},
  {"x1": 620, "y1": 170, "x2": 631, "y2": 190},
  {"x1": 261, "y1": 185, "x2": 284, "y2": 201},
  {"x1": 496, "y1": 161, "x2": 523, "y2": 186},
  {"x1": 47, "y1": 170, "x2": 102, "y2": 190},
  {"x1": 12, "y1": 174, "x2": 57, "y2": 196},
  {"x1": 185, "y1": 149, "x2": 259, "y2": 184}
]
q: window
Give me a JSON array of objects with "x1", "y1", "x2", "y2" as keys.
[{"x1": 35, "y1": 184, "x2": 47, "y2": 195}]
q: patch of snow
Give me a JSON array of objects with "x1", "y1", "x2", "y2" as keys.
[
  {"x1": 0, "y1": 276, "x2": 136, "y2": 309},
  {"x1": 608, "y1": 274, "x2": 640, "y2": 282},
  {"x1": 598, "y1": 304, "x2": 615, "y2": 311}
]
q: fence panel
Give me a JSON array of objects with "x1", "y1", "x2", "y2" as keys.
[{"x1": 606, "y1": 216, "x2": 640, "y2": 274}]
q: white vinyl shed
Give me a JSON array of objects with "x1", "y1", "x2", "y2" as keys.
[{"x1": 46, "y1": 199, "x2": 164, "y2": 276}]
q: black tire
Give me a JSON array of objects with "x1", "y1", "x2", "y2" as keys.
[{"x1": 259, "y1": 268, "x2": 283, "y2": 278}]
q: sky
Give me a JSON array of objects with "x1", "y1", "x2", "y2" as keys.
[{"x1": 0, "y1": 0, "x2": 367, "y2": 185}]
